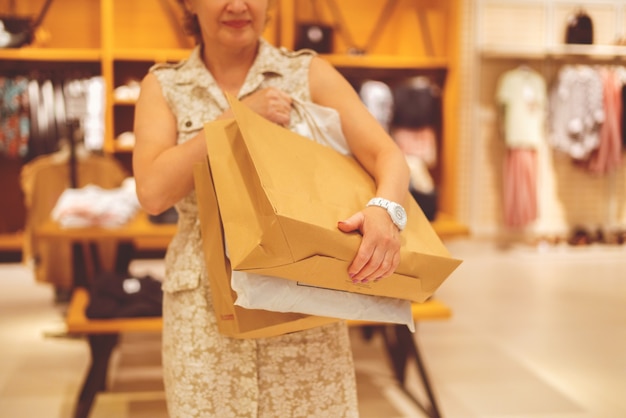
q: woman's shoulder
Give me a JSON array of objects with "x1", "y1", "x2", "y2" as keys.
[
  {"x1": 277, "y1": 46, "x2": 317, "y2": 59},
  {"x1": 149, "y1": 46, "x2": 202, "y2": 76},
  {"x1": 259, "y1": 39, "x2": 317, "y2": 65}
]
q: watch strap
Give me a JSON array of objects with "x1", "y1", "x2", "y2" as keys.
[{"x1": 366, "y1": 197, "x2": 407, "y2": 231}]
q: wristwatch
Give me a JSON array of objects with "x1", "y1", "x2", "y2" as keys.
[{"x1": 366, "y1": 197, "x2": 407, "y2": 231}]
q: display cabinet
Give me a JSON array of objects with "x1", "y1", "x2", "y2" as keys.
[{"x1": 0, "y1": 0, "x2": 467, "y2": 252}]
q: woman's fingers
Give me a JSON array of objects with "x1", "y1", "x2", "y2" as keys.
[{"x1": 340, "y1": 208, "x2": 401, "y2": 283}]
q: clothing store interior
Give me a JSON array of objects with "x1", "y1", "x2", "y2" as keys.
[{"x1": 2, "y1": 1, "x2": 626, "y2": 417}]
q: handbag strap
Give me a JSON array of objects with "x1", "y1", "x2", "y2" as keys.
[
  {"x1": 291, "y1": 98, "x2": 351, "y2": 155},
  {"x1": 30, "y1": 0, "x2": 55, "y2": 30},
  {"x1": 291, "y1": 97, "x2": 328, "y2": 144}
]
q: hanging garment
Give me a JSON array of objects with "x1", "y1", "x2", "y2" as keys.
[
  {"x1": 359, "y1": 79, "x2": 393, "y2": 132},
  {"x1": 495, "y1": 67, "x2": 545, "y2": 229},
  {"x1": 392, "y1": 126, "x2": 438, "y2": 168},
  {"x1": 622, "y1": 84, "x2": 626, "y2": 148},
  {"x1": 83, "y1": 76, "x2": 105, "y2": 151},
  {"x1": 496, "y1": 66, "x2": 547, "y2": 149},
  {"x1": 25, "y1": 77, "x2": 67, "y2": 160},
  {"x1": 0, "y1": 76, "x2": 30, "y2": 158},
  {"x1": 38, "y1": 79, "x2": 56, "y2": 154},
  {"x1": 503, "y1": 148, "x2": 538, "y2": 229},
  {"x1": 53, "y1": 81, "x2": 67, "y2": 149},
  {"x1": 549, "y1": 65, "x2": 604, "y2": 161},
  {"x1": 392, "y1": 76, "x2": 441, "y2": 129},
  {"x1": 587, "y1": 68, "x2": 623, "y2": 174},
  {"x1": 391, "y1": 77, "x2": 441, "y2": 220}
]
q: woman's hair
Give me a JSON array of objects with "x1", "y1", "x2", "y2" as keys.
[
  {"x1": 176, "y1": 0, "x2": 202, "y2": 44},
  {"x1": 176, "y1": 0, "x2": 276, "y2": 45}
]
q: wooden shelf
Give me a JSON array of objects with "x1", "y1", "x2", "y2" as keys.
[
  {"x1": 113, "y1": 98, "x2": 137, "y2": 106},
  {"x1": 0, "y1": 232, "x2": 23, "y2": 252},
  {"x1": 0, "y1": 47, "x2": 101, "y2": 62},
  {"x1": 112, "y1": 48, "x2": 192, "y2": 63},
  {"x1": 112, "y1": 143, "x2": 134, "y2": 153},
  {"x1": 480, "y1": 44, "x2": 626, "y2": 61},
  {"x1": 7, "y1": 211, "x2": 466, "y2": 253},
  {"x1": 1, "y1": 0, "x2": 468, "y2": 253},
  {"x1": 323, "y1": 54, "x2": 448, "y2": 70},
  {"x1": 431, "y1": 212, "x2": 470, "y2": 239}
]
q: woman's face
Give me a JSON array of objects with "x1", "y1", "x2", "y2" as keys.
[{"x1": 186, "y1": 0, "x2": 269, "y2": 49}]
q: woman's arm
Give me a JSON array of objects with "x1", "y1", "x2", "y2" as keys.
[
  {"x1": 309, "y1": 56, "x2": 411, "y2": 283},
  {"x1": 133, "y1": 73, "x2": 293, "y2": 216},
  {"x1": 133, "y1": 73, "x2": 208, "y2": 215}
]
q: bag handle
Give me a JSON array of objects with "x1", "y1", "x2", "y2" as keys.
[
  {"x1": 291, "y1": 97, "x2": 351, "y2": 155},
  {"x1": 291, "y1": 97, "x2": 327, "y2": 144},
  {"x1": 30, "y1": 0, "x2": 55, "y2": 31}
]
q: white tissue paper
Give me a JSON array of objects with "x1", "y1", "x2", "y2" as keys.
[{"x1": 231, "y1": 271, "x2": 415, "y2": 332}]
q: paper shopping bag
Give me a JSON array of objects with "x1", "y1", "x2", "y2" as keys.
[
  {"x1": 193, "y1": 159, "x2": 339, "y2": 339},
  {"x1": 204, "y1": 96, "x2": 461, "y2": 303}
]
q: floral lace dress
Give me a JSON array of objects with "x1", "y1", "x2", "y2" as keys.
[{"x1": 151, "y1": 40, "x2": 359, "y2": 418}]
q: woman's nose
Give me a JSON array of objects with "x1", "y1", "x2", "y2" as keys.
[{"x1": 225, "y1": 0, "x2": 248, "y2": 13}]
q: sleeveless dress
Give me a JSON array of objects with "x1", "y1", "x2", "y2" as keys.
[{"x1": 151, "y1": 39, "x2": 359, "y2": 418}]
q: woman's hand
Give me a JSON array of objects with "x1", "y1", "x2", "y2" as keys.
[
  {"x1": 242, "y1": 87, "x2": 292, "y2": 126},
  {"x1": 337, "y1": 207, "x2": 401, "y2": 283}
]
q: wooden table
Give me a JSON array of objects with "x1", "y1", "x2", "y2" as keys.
[
  {"x1": 66, "y1": 286, "x2": 452, "y2": 418},
  {"x1": 36, "y1": 211, "x2": 177, "y2": 286},
  {"x1": 41, "y1": 212, "x2": 454, "y2": 418},
  {"x1": 36, "y1": 210, "x2": 177, "y2": 242},
  {"x1": 36, "y1": 212, "x2": 176, "y2": 418}
]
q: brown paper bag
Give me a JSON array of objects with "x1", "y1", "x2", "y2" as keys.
[
  {"x1": 204, "y1": 96, "x2": 462, "y2": 303},
  {"x1": 193, "y1": 158, "x2": 339, "y2": 339}
]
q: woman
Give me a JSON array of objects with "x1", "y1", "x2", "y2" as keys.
[{"x1": 133, "y1": 0, "x2": 410, "y2": 416}]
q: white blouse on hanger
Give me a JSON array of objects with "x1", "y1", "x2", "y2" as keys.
[
  {"x1": 496, "y1": 65, "x2": 547, "y2": 149},
  {"x1": 549, "y1": 65, "x2": 604, "y2": 160}
]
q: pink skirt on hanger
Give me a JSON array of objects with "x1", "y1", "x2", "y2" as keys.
[
  {"x1": 587, "y1": 68, "x2": 623, "y2": 174},
  {"x1": 503, "y1": 148, "x2": 538, "y2": 228}
]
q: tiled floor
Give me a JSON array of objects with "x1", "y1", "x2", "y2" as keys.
[{"x1": 1, "y1": 237, "x2": 625, "y2": 418}]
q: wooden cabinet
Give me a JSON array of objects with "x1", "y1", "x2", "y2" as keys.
[
  {"x1": 278, "y1": 0, "x2": 467, "y2": 237},
  {"x1": 0, "y1": 0, "x2": 466, "y2": 251}
]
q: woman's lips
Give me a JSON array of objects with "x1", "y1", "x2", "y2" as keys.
[{"x1": 223, "y1": 20, "x2": 249, "y2": 29}]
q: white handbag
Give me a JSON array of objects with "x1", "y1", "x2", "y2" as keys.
[{"x1": 291, "y1": 98, "x2": 351, "y2": 155}]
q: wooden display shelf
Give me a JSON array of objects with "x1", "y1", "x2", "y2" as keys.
[
  {"x1": 480, "y1": 44, "x2": 626, "y2": 61},
  {"x1": 65, "y1": 285, "x2": 450, "y2": 418},
  {"x1": 0, "y1": 47, "x2": 101, "y2": 62},
  {"x1": 113, "y1": 98, "x2": 136, "y2": 106},
  {"x1": 112, "y1": 48, "x2": 192, "y2": 63},
  {"x1": 1, "y1": 0, "x2": 467, "y2": 252},
  {"x1": 111, "y1": 142, "x2": 134, "y2": 153},
  {"x1": 431, "y1": 212, "x2": 470, "y2": 239},
  {"x1": 323, "y1": 53, "x2": 448, "y2": 70},
  {"x1": 0, "y1": 232, "x2": 24, "y2": 252},
  {"x1": 36, "y1": 211, "x2": 176, "y2": 242}
]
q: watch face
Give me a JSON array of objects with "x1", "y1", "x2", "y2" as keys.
[
  {"x1": 390, "y1": 203, "x2": 407, "y2": 229},
  {"x1": 393, "y1": 206, "x2": 406, "y2": 222}
]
